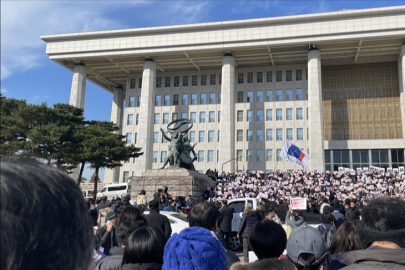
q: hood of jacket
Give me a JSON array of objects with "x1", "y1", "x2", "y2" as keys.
[
  {"x1": 96, "y1": 255, "x2": 123, "y2": 270},
  {"x1": 341, "y1": 247, "x2": 405, "y2": 268},
  {"x1": 243, "y1": 208, "x2": 255, "y2": 215},
  {"x1": 230, "y1": 257, "x2": 294, "y2": 270}
]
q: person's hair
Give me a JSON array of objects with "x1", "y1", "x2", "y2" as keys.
[
  {"x1": 136, "y1": 204, "x2": 145, "y2": 214},
  {"x1": 114, "y1": 201, "x2": 124, "y2": 214},
  {"x1": 248, "y1": 219, "x2": 287, "y2": 260},
  {"x1": 158, "y1": 189, "x2": 162, "y2": 193},
  {"x1": 149, "y1": 200, "x2": 159, "y2": 210},
  {"x1": 320, "y1": 213, "x2": 335, "y2": 224},
  {"x1": 141, "y1": 190, "x2": 146, "y2": 195},
  {"x1": 329, "y1": 221, "x2": 360, "y2": 254},
  {"x1": 288, "y1": 253, "x2": 324, "y2": 270},
  {"x1": 187, "y1": 195, "x2": 191, "y2": 198},
  {"x1": 1, "y1": 160, "x2": 93, "y2": 270},
  {"x1": 294, "y1": 210, "x2": 304, "y2": 221},
  {"x1": 122, "y1": 226, "x2": 166, "y2": 266},
  {"x1": 115, "y1": 207, "x2": 148, "y2": 247},
  {"x1": 264, "y1": 204, "x2": 275, "y2": 214},
  {"x1": 188, "y1": 202, "x2": 219, "y2": 231},
  {"x1": 222, "y1": 199, "x2": 228, "y2": 206}
]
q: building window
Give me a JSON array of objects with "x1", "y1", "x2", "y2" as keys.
[
  {"x1": 181, "y1": 112, "x2": 188, "y2": 119},
  {"x1": 256, "y1": 90, "x2": 263, "y2": 102},
  {"x1": 266, "y1": 149, "x2": 273, "y2": 161},
  {"x1": 165, "y1": 77, "x2": 171, "y2": 87},
  {"x1": 152, "y1": 152, "x2": 157, "y2": 163},
  {"x1": 238, "y1": 73, "x2": 244, "y2": 84},
  {"x1": 306, "y1": 69, "x2": 308, "y2": 80},
  {"x1": 256, "y1": 129, "x2": 263, "y2": 141},
  {"x1": 137, "y1": 96, "x2": 141, "y2": 107},
  {"x1": 256, "y1": 149, "x2": 263, "y2": 162},
  {"x1": 138, "y1": 78, "x2": 142, "y2": 88},
  {"x1": 162, "y1": 132, "x2": 168, "y2": 143},
  {"x1": 191, "y1": 94, "x2": 197, "y2": 105},
  {"x1": 266, "y1": 90, "x2": 273, "y2": 102},
  {"x1": 164, "y1": 95, "x2": 170, "y2": 106},
  {"x1": 199, "y1": 131, "x2": 205, "y2": 142},
  {"x1": 208, "y1": 130, "x2": 214, "y2": 142},
  {"x1": 182, "y1": 94, "x2": 188, "y2": 105},
  {"x1": 247, "y1": 91, "x2": 253, "y2": 102},
  {"x1": 199, "y1": 112, "x2": 206, "y2": 123},
  {"x1": 266, "y1": 71, "x2": 272, "y2": 82},
  {"x1": 287, "y1": 128, "x2": 293, "y2": 140},
  {"x1": 218, "y1": 111, "x2": 221, "y2": 122},
  {"x1": 256, "y1": 110, "x2": 263, "y2": 122},
  {"x1": 201, "y1": 75, "x2": 207, "y2": 86},
  {"x1": 237, "y1": 150, "x2": 243, "y2": 161},
  {"x1": 306, "y1": 107, "x2": 309, "y2": 120},
  {"x1": 246, "y1": 150, "x2": 253, "y2": 162},
  {"x1": 192, "y1": 75, "x2": 198, "y2": 86},
  {"x1": 189, "y1": 131, "x2": 196, "y2": 143},
  {"x1": 161, "y1": 151, "x2": 167, "y2": 163},
  {"x1": 276, "y1": 90, "x2": 283, "y2": 101},
  {"x1": 296, "y1": 89, "x2": 303, "y2": 100},
  {"x1": 306, "y1": 88, "x2": 308, "y2": 100},
  {"x1": 266, "y1": 129, "x2": 273, "y2": 141},
  {"x1": 237, "y1": 130, "x2": 243, "y2": 141},
  {"x1": 155, "y1": 95, "x2": 161, "y2": 106},
  {"x1": 286, "y1": 70, "x2": 292, "y2": 81},
  {"x1": 123, "y1": 171, "x2": 129, "y2": 182},
  {"x1": 207, "y1": 150, "x2": 214, "y2": 162},
  {"x1": 296, "y1": 70, "x2": 302, "y2": 81},
  {"x1": 154, "y1": 113, "x2": 160, "y2": 124},
  {"x1": 276, "y1": 109, "x2": 283, "y2": 121},
  {"x1": 153, "y1": 132, "x2": 159, "y2": 143},
  {"x1": 128, "y1": 96, "x2": 135, "y2": 107},
  {"x1": 200, "y1": 93, "x2": 207, "y2": 104},
  {"x1": 276, "y1": 71, "x2": 282, "y2": 82},
  {"x1": 286, "y1": 89, "x2": 293, "y2": 101},
  {"x1": 247, "y1": 130, "x2": 253, "y2": 142},
  {"x1": 247, "y1": 110, "x2": 253, "y2": 122},
  {"x1": 163, "y1": 113, "x2": 169, "y2": 124},
  {"x1": 130, "y1": 78, "x2": 136, "y2": 89},
  {"x1": 277, "y1": 149, "x2": 282, "y2": 161},
  {"x1": 266, "y1": 109, "x2": 273, "y2": 121},
  {"x1": 276, "y1": 129, "x2": 283, "y2": 141},
  {"x1": 286, "y1": 108, "x2": 293, "y2": 120},
  {"x1": 219, "y1": 75, "x2": 221, "y2": 85},
  {"x1": 173, "y1": 94, "x2": 179, "y2": 105},
  {"x1": 297, "y1": 128, "x2": 304, "y2": 140},
  {"x1": 296, "y1": 108, "x2": 303, "y2": 120},
  {"x1": 209, "y1": 111, "x2": 215, "y2": 123},
  {"x1": 134, "y1": 133, "x2": 137, "y2": 144},
  {"x1": 127, "y1": 114, "x2": 133, "y2": 125},
  {"x1": 183, "y1": 76, "x2": 189, "y2": 87},
  {"x1": 156, "y1": 77, "x2": 162, "y2": 88},
  {"x1": 218, "y1": 92, "x2": 221, "y2": 104},
  {"x1": 198, "y1": 150, "x2": 204, "y2": 162},
  {"x1": 209, "y1": 93, "x2": 216, "y2": 104},
  {"x1": 190, "y1": 112, "x2": 196, "y2": 123},
  {"x1": 136, "y1": 114, "x2": 139, "y2": 125},
  {"x1": 217, "y1": 130, "x2": 220, "y2": 142},
  {"x1": 210, "y1": 74, "x2": 216, "y2": 85},
  {"x1": 247, "y1": 72, "x2": 253, "y2": 83},
  {"x1": 172, "y1": 113, "x2": 178, "y2": 121},
  {"x1": 257, "y1": 72, "x2": 263, "y2": 83},
  {"x1": 307, "y1": 128, "x2": 309, "y2": 140},
  {"x1": 126, "y1": 133, "x2": 132, "y2": 144},
  {"x1": 174, "y1": 76, "x2": 180, "y2": 87},
  {"x1": 237, "y1": 110, "x2": 243, "y2": 122},
  {"x1": 237, "y1": 91, "x2": 244, "y2": 103}
]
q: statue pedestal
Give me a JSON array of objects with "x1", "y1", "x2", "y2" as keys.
[{"x1": 130, "y1": 169, "x2": 216, "y2": 200}]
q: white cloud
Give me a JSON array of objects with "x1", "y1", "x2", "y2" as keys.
[{"x1": 1, "y1": 87, "x2": 7, "y2": 93}]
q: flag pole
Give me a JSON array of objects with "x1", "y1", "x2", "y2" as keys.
[{"x1": 274, "y1": 160, "x2": 279, "y2": 172}]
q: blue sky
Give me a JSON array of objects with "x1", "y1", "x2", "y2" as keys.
[{"x1": 1, "y1": 0, "x2": 402, "y2": 181}]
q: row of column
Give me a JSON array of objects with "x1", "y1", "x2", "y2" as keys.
[{"x1": 69, "y1": 44, "x2": 405, "y2": 181}]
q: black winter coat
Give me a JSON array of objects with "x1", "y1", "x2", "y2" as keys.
[
  {"x1": 144, "y1": 210, "x2": 172, "y2": 239},
  {"x1": 237, "y1": 209, "x2": 259, "y2": 238},
  {"x1": 122, "y1": 263, "x2": 162, "y2": 270},
  {"x1": 219, "y1": 205, "x2": 234, "y2": 232}
]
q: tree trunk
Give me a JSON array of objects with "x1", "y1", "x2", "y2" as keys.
[
  {"x1": 77, "y1": 161, "x2": 86, "y2": 185},
  {"x1": 93, "y1": 167, "x2": 99, "y2": 201}
]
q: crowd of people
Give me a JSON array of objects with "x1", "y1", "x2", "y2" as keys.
[{"x1": 2, "y1": 160, "x2": 405, "y2": 270}]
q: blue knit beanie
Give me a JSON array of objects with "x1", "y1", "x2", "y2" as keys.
[{"x1": 163, "y1": 226, "x2": 226, "y2": 270}]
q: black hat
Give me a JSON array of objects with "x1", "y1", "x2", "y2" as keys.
[{"x1": 105, "y1": 211, "x2": 118, "y2": 222}]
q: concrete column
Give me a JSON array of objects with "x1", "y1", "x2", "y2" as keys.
[
  {"x1": 219, "y1": 54, "x2": 236, "y2": 173},
  {"x1": 399, "y1": 45, "x2": 405, "y2": 141},
  {"x1": 134, "y1": 60, "x2": 156, "y2": 176},
  {"x1": 104, "y1": 88, "x2": 125, "y2": 183},
  {"x1": 69, "y1": 65, "x2": 86, "y2": 181},
  {"x1": 307, "y1": 49, "x2": 325, "y2": 171},
  {"x1": 69, "y1": 65, "x2": 86, "y2": 108}
]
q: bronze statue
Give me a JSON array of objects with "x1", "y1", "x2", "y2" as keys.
[{"x1": 160, "y1": 119, "x2": 197, "y2": 170}]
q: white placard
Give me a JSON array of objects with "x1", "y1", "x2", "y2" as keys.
[
  {"x1": 399, "y1": 167, "x2": 404, "y2": 174},
  {"x1": 356, "y1": 168, "x2": 362, "y2": 174},
  {"x1": 393, "y1": 168, "x2": 399, "y2": 174},
  {"x1": 338, "y1": 167, "x2": 344, "y2": 172},
  {"x1": 290, "y1": 197, "x2": 307, "y2": 210},
  {"x1": 387, "y1": 168, "x2": 392, "y2": 173},
  {"x1": 379, "y1": 168, "x2": 385, "y2": 174},
  {"x1": 369, "y1": 166, "x2": 375, "y2": 172},
  {"x1": 363, "y1": 167, "x2": 369, "y2": 172}
]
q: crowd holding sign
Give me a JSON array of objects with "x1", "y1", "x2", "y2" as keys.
[{"x1": 290, "y1": 198, "x2": 307, "y2": 210}]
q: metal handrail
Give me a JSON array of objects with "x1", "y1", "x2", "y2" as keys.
[{"x1": 221, "y1": 158, "x2": 238, "y2": 173}]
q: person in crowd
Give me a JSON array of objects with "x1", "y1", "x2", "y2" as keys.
[
  {"x1": 285, "y1": 206, "x2": 308, "y2": 231},
  {"x1": 340, "y1": 197, "x2": 405, "y2": 269},
  {"x1": 307, "y1": 200, "x2": 320, "y2": 214},
  {"x1": 87, "y1": 199, "x2": 99, "y2": 227},
  {"x1": 328, "y1": 221, "x2": 361, "y2": 270},
  {"x1": 166, "y1": 200, "x2": 176, "y2": 212},
  {"x1": 1, "y1": 160, "x2": 94, "y2": 270},
  {"x1": 238, "y1": 203, "x2": 259, "y2": 263},
  {"x1": 338, "y1": 201, "x2": 345, "y2": 215},
  {"x1": 287, "y1": 225, "x2": 328, "y2": 270},
  {"x1": 344, "y1": 202, "x2": 358, "y2": 221},
  {"x1": 264, "y1": 204, "x2": 282, "y2": 225},
  {"x1": 219, "y1": 199, "x2": 235, "y2": 249},
  {"x1": 255, "y1": 202, "x2": 265, "y2": 221},
  {"x1": 319, "y1": 198, "x2": 331, "y2": 214},
  {"x1": 185, "y1": 195, "x2": 195, "y2": 209},
  {"x1": 144, "y1": 200, "x2": 172, "y2": 239},
  {"x1": 329, "y1": 206, "x2": 345, "y2": 229},
  {"x1": 97, "y1": 196, "x2": 108, "y2": 211},
  {"x1": 317, "y1": 207, "x2": 337, "y2": 249},
  {"x1": 121, "y1": 226, "x2": 166, "y2": 270},
  {"x1": 163, "y1": 202, "x2": 228, "y2": 270},
  {"x1": 136, "y1": 204, "x2": 145, "y2": 215},
  {"x1": 99, "y1": 211, "x2": 119, "y2": 255},
  {"x1": 96, "y1": 207, "x2": 148, "y2": 270},
  {"x1": 230, "y1": 219, "x2": 291, "y2": 270}
]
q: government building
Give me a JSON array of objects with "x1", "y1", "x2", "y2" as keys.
[{"x1": 41, "y1": 6, "x2": 405, "y2": 183}]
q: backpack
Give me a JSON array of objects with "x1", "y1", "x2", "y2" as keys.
[{"x1": 321, "y1": 224, "x2": 334, "y2": 249}]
